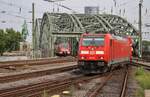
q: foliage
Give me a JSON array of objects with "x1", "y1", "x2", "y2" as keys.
[
  {"x1": 142, "y1": 40, "x2": 150, "y2": 58},
  {"x1": 142, "y1": 40, "x2": 150, "y2": 51},
  {"x1": 135, "y1": 67, "x2": 145, "y2": 76},
  {"x1": 136, "y1": 88, "x2": 144, "y2": 97},
  {"x1": 135, "y1": 67, "x2": 150, "y2": 97},
  {"x1": 41, "y1": 90, "x2": 48, "y2": 97},
  {"x1": 0, "y1": 29, "x2": 6, "y2": 56},
  {"x1": 142, "y1": 40, "x2": 150, "y2": 46},
  {"x1": 0, "y1": 28, "x2": 23, "y2": 56},
  {"x1": 5, "y1": 28, "x2": 23, "y2": 51}
]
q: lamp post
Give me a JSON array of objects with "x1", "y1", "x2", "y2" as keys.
[
  {"x1": 32, "y1": 3, "x2": 35, "y2": 58},
  {"x1": 138, "y1": 0, "x2": 143, "y2": 58}
]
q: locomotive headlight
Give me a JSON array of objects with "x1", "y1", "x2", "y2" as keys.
[
  {"x1": 100, "y1": 57, "x2": 104, "y2": 59},
  {"x1": 67, "y1": 51, "x2": 70, "y2": 54},
  {"x1": 80, "y1": 50, "x2": 89, "y2": 54},
  {"x1": 81, "y1": 56, "x2": 85, "y2": 59},
  {"x1": 96, "y1": 51, "x2": 104, "y2": 54}
]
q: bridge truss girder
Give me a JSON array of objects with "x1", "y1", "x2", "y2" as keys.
[{"x1": 34, "y1": 13, "x2": 139, "y2": 58}]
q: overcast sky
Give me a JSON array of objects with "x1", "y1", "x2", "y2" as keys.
[{"x1": 0, "y1": 0, "x2": 150, "y2": 41}]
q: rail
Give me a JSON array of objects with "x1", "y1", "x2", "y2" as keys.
[
  {"x1": 120, "y1": 68, "x2": 128, "y2": 97},
  {"x1": 131, "y1": 60, "x2": 150, "y2": 70},
  {"x1": 84, "y1": 66, "x2": 129, "y2": 97},
  {"x1": 0, "y1": 73, "x2": 108, "y2": 97},
  {"x1": 0, "y1": 57, "x2": 76, "y2": 68},
  {"x1": 0, "y1": 64, "x2": 77, "y2": 83}
]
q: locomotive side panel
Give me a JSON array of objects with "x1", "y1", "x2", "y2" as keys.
[{"x1": 109, "y1": 37, "x2": 131, "y2": 65}]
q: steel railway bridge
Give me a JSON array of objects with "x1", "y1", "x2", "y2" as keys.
[{"x1": 33, "y1": 13, "x2": 139, "y2": 58}]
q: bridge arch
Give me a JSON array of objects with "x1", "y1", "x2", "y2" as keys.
[{"x1": 35, "y1": 13, "x2": 139, "y2": 57}]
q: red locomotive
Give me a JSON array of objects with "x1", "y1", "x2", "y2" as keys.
[
  {"x1": 54, "y1": 42, "x2": 71, "y2": 56},
  {"x1": 78, "y1": 33, "x2": 132, "y2": 74}
]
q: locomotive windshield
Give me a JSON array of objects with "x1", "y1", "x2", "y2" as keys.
[
  {"x1": 82, "y1": 37, "x2": 104, "y2": 46},
  {"x1": 60, "y1": 43, "x2": 69, "y2": 48}
]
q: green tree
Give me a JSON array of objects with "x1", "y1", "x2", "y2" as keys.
[
  {"x1": 0, "y1": 29, "x2": 6, "y2": 56},
  {"x1": 5, "y1": 28, "x2": 23, "y2": 52},
  {"x1": 0, "y1": 28, "x2": 23, "y2": 55},
  {"x1": 143, "y1": 40, "x2": 150, "y2": 45}
]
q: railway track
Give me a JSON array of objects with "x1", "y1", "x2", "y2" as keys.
[
  {"x1": 0, "y1": 63, "x2": 77, "y2": 83},
  {"x1": 0, "y1": 56, "x2": 76, "y2": 68},
  {"x1": 83, "y1": 66, "x2": 129, "y2": 97},
  {"x1": 0, "y1": 71, "x2": 109, "y2": 97},
  {"x1": 0, "y1": 65, "x2": 133, "y2": 97},
  {"x1": 120, "y1": 68, "x2": 128, "y2": 97},
  {"x1": 84, "y1": 73, "x2": 112, "y2": 97},
  {"x1": 132, "y1": 57, "x2": 150, "y2": 62},
  {"x1": 131, "y1": 60, "x2": 150, "y2": 70}
]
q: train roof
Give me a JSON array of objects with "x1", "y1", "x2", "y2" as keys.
[
  {"x1": 81, "y1": 33, "x2": 110, "y2": 36},
  {"x1": 81, "y1": 33, "x2": 130, "y2": 41}
]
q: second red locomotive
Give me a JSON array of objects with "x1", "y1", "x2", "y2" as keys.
[
  {"x1": 54, "y1": 42, "x2": 71, "y2": 56},
  {"x1": 78, "y1": 33, "x2": 132, "y2": 74}
]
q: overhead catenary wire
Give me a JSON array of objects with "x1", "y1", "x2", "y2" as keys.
[
  {"x1": 54, "y1": 3, "x2": 78, "y2": 13},
  {"x1": 0, "y1": 19, "x2": 31, "y2": 24},
  {"x1": 0, "y1": 10, "x2": 30, "y2": 20},
  {"x1": 44, "y1": 0, "x2": 78, "y2": 13},
  {"x1": 0, "y1": 6, "x2": 21, "y2": 14},
  {"x1": 0, "y1": 0, "x2": 61, "y2": 15},
  {"x1": 0, "y1": 0, "x2": 30, "y2": 11}
]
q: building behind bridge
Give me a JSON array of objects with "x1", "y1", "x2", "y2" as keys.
[{"x1": 84, "y1": 6, "x2": 99, "y2": 14}]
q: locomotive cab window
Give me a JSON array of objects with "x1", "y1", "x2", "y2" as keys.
[
  {"x1": 60, "y1": 43, "x2": 69, "y2": 48},
  {"x1": 82, "y1": 37, "x2": 104, "y2": 46}
]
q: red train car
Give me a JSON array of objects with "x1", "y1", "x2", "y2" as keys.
[
  {"x1": 78, "y1": 33, "x2": 132, "y2": 73},
  {"x1": 54, "y1": 42, "x2": 71, "y2": 56}
]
